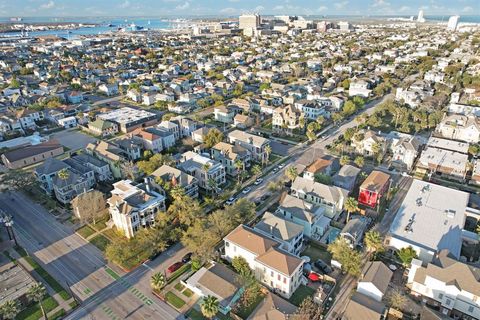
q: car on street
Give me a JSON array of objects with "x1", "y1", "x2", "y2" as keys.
[
  {"x1": 242, "y1": 186, "x2": 252, "y2": 194},
  {"x1": 225, "y1": 197, "x2": 237, "y2": 205},
  {"x1": 254, "y1": 178, "x2": 263, "y2": 185},
  {"x1": 167, "y1": 261, "x2": 184, "y2": 273},
  {"x1": 182, "y1": 253, "x2": 192, "y2": 263},
  {"x1": 314, "y1": 259, "x2": 333, "y2": 274},
  {"x1": 278, "y1": 163, "x2": 286, "y2": 169},
  {"x1": 272, "y1": 167, "x2": 279, "y2": 173}
]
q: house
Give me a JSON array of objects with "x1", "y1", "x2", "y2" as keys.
[
  {"x1": 149, "y1": 165, "x2": 199, "y2": 199},
  {"x1": 211, "y1": 142, "x2": 251, "y2": 176},
  {"x1": 1, "y1": 140, "x2": 64, "y2": 169},
  {"x1": 358, "y1": 171, "x2": 390, "y2": 209},
  {"x1": 71, "y1": 153, "x2": 112, "y2": 181},
  {"x1": 185, "y1": 262, "x2": 244, "y2": 315},
  {"x1": 192, "y1": 127, "x2": 211, "y2": 143},
  {"x1": 247, "y1": 292, "x2": 297, "y2": 320},
  {"x1": 341, "y1": 212, "x2": 370, "y2": 246},
  {"x1": 86, "y1": 141, "x2": 126, "y2": 179},
  {"x1": 351, "y1": 130, "x2": 386, "y2": 156},
  {"x1": 342, "y1": 292, "x2": 387, "y2": 320},
  {"x1": 390, "y1": 136, "x2": 422, "y2": 170},
  {"x1": 171, "y1": 116, "x2": 199, "y2": 138},
  {"x1": 132, "y1": 128, "x2": 164, "y2": 153},
  {"x1": 228, "y1": 130, "x2": 270, "y2": 163},
  {"x1": 387, "y1": 180, "x2": 470, "y2": 263},
  {"x1": 272, "y1": 105, "x2": 303, "y2": 135},
  {"x1": 214, "y1": 105, "x2": 236, "y2": 123},
  {"x1": 115, "y1": 137, "x2": 143, "y2": 161},
  {"x1": 178, "y1": 151, "x2": 226, "y2": 192},
  {"x1": 416, "y1": 147, "x2": 469, "y2": 182},
  {"x1": 294, "y1": 99, "x2": 329, "y2": 120},
  {"x1": 349, "y1": 79, "x2": 372, "y2": 97},
  {"x1": 333, "y1": 165, "x2": 361, "y2": 193},
  {"x1": 407, "y1": 250, "x2": 480, "y2": 319},
  {"x1": 157, "y1": 121, "x2": 180, "y2": 141},
  {"x1": 224, "y1": 225, "x2": 304, "y2": 299},
  {"x1": 435, "y1": 114, "x2": 480, "y2": 143},
  {"x1": 98, "y1": 83, "x2": 119, "y2": 96},
  {"x1": 87, "y1": 119, "x2": 119, "y2": 137},
  {"x1": 233, "y1": 114, "x2": 254, "y2": 129},
  {"x1": 142, "y1": 92, "x2": 156, "y2": 106},
  {"x1": 291, "y1": 176, "x2": 348, "y2": 218},
  {"x1": 58, "y1": 116, "x2": 77, "y2": 128},
  {"x1": 254, "y1": 212, "x2": 304, "y2": 256},
  {"x1": 66, "y1": 91, "x2": 83, "y2": 104},
  {"x1": 52, "y1": 168, "x2": 92, "y2": 205},
  {"x1": 472, "y1": 159, "x2": 480, "y2": 185},
  {"x1": 107, "y1": 180, "x2": 166, "y2": 238},
  {"x1": 34, "y1": 158, "x2": 70, "y2": 194},
  {"x1": 303, "y1": 157, "x2": 338, "y2": 181},
  {"x1": 357, "y1": 261, "x2": 393, "y2": 302}
]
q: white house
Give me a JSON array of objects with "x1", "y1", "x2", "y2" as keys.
[
  {"x1": 357, "y1": 261, "x2": 393, "y2": 302},
  {"x1": 436, "y1": 114, "x2": 480, "y2": 144},
  {"x1": 224, "y1": 224, "x2": 304, "y2": 299},
  {"x1": 58, "y1": 116, "x2": 77, "y2": 128}
]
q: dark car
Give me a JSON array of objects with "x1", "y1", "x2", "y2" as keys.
[
  {"x1": 182, "y1": 252, "x2": 192, "y2": 263},
  {"x1": 167, "y1": 261, "x2": 184, "y2": 273},
  {"x1": 314, "y1": 259, "x2": 333, "y2": 274}
]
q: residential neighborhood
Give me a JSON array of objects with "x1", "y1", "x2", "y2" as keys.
[{"x1": 0, "y1": 6, "x2": 479, "y2": 320}]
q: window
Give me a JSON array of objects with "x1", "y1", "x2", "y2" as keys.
[
  {"x1": 225, "y1": 242, "x2": 229, "y2": 247},
  {"x1": 445, "y1": 299, "x2": 451, "y2": 306},
  {"x1": 438, "y1": 293, "x2": 444, "y2": 300},
  {"x1": 283, "y1": 277, "x2": 286, "y2": 284},
  {"x1": 468, "y1": 306, "x2": 474, "y2": 313},
  {"x1": 271, "y1": 271, "x2": 274, "y2": 277},
  {"x1": 277, "y1": 274, "x2": 281, "y2": 281}
]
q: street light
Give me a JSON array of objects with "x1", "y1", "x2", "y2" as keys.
[{"x1": 0, "y1": 214, "x2": 18, "y2": 247}]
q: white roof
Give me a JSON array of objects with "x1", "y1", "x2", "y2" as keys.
[
  {"x1": 427, "y1": 137, "x2": 469, "y2": 154},
  {"x1": 389, "y1": 180, "x2": 469, "y2": 258},
  {"x1": 98, "y1": 107, "x2": 156, "y2": 125}
]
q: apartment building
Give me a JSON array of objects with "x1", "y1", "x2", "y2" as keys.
[
  {"x1": 211, "y1": 142, "x2": 251, "y2": 176},
  {"x1": 228, "y1": 130, "x2": 270, "y2": 163},
  {"x1": 178, "y1": 151, "x2": 226, "y2": 192},
  {"x1": 149, "y1": 165, "x2": 199, "y2": 199}
]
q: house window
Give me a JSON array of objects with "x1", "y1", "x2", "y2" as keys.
[
  {"x1": 438, "y1": 293, "x2": 444, "y2": 300},
  {"x1": 445, "y1": 299, "x2": 451, "y2": 306},
  {"x1": 225, "y1": 242, "x2": 229, "y2": 247},
  {"x1": 283, "y1": 277, "x2": 286, "y2": 284},
  {"x1": 468, "y1": 306, "x2": 474, "y2": 313},
  {"x1": 271, "y1": 271, "x2": 274, "y2": 277},
  {"x1": 277, "y1": 274, "x2": 281, "y2": 281}
]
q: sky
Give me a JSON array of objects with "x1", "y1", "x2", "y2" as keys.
[{"x1": 0, "y1": 0, "x2": 478, "y2": 17}]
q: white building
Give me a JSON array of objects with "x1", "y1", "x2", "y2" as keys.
[
  {"x1": 436, "y1": 114, "x2": 480, "y2": 144},
  {"x1": 228, "y1": 130, "x2": 270, "y2": 163},
  {"x1": 107, "y1": 180, "x2": 166, "y2": 238},
  {"x1": 357, "y1": 262, "x2": 393, "y2": 302},
  {"x1": 178, "y1": 151, "x2": 226, "y2": 192},
  {"x1": 408, "y1": 250, "x2": 480, "y2": 319},
  {"x1": 58, "y1": 116, "x2": 77, "y2": 128},
  {"x1": 224, "y1": 224, "x2": 304, "y2": 299},
  {"x1": 447, "y1": 15, "x2": 460, "y2": 31}
]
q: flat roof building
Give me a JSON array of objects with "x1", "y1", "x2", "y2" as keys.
[{"x1": 97, "y1": 107, "x2": 159, "y2": 133}]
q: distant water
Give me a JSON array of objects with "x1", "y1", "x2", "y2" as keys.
[{"x1": 0, "y1": 17, "x2": 175, "y2": 38}]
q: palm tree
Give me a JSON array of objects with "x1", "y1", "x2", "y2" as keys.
[
  {"x1": 344, "y1": 197, "x2": 359, "y2": 222},
  {"x1": 263, "y1": 145, "x2": 272, "y2": 167},
  {"x1": 252, "y1": 164, "x2": 262, "y2": 179},
  {"x1": 0, "y1": 300, "x2": 19, "y2": 320},
  {"x1": 207, "y1": 178, "x2": 218, "y2": 196},
  {"x1": 57, "y1": 168, "x2": 70, "y2": 181},
  {"x1": 170, "y1": 186, "x2": 185, "y2": 202},
  {"x1": 150, "y1": 272, "x2": 166, "y2": 292},
  {"x1": 354, "y1": 156, "x2": 365, "y2": 168},
  {"x1": 201, "y1": 295, "x2": 219, "y2": 319},
  {"x1": 234, "y1": 160, "x2": 244, "y2": 184},
  {"x1": 340, "y1": 155, "x2": 350, "y2": 166},
  {"x1": 27, "y1": 284, "x2": 47, "y2": 320},
  {"x1": 285, "y1": 166, "x2": 298, "y2": 181},
  {"x1": 364, "y1": 230, "x2": 384, "y2": 257}
]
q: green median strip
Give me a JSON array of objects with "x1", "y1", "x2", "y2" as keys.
[{"x1": 105, "y1": 267, "x2": 120, "y2": 280}]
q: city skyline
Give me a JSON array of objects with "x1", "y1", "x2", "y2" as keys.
[{"x1": 1, "y1": 0, "x2": 479, "y2": 18}]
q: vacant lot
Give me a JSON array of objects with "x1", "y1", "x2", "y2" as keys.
[{"x1": 50, "y1": 129, "x2": 97, "y2": 151}]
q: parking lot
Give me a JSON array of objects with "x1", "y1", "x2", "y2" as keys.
[{"x1": 50, "y1": 129, "x2": 98, "y2": 151}]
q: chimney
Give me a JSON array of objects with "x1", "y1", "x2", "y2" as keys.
[{"x1": 144, "y1": 177, "x2": 151, "y2": 193}]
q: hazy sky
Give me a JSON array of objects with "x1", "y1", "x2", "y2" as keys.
[{"x1": 1, "y1": 0, "x2": 478, "y2": 17}]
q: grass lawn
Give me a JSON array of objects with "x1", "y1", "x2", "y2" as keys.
[
  {"x1": 91, "y1": 215, "x2": 109, "y2": 231},
  {"x1": 102, "y1": 227, "x2": 125, "y2": 242},
  {"x1": 167, "y1": 264, "x2": 191, "y2": 284},
  {"x1": 174, "y1": 283, "x2": 185, "y2": 291},
  {"x1": 301, "y1": 243, "x2": 332, "y2": 264},
  {"x1": 50, "y1": 308, "x2": 66, "y2": 320},
  {"x1": 235, "y1": 293, "x2": 265, "y2": 319},
  {"x1": 76, "y1": 225, "x2": 96, "y2": 239},
  {"x1": 17, "y1": 296, "x2": 58, "y2": 320},
  {"x1": 289, "y1": 285, "x2": 316, "y2": 307},
  {"x1": 183, "y1": 288, "x2": 194, "y2": 298},
  {"x1": 89, "y1": 234, "x2": 110, "y2": 252},
  {"x1": 165, "y1": 291, "x2": 186, "y2": 309},
  {"x1": 23, "y1": 256, "x2": 71, "y2": 301}
]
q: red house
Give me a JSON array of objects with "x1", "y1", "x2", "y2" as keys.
[{"x1": 358, "y1": 171, "x2": 390, "y2": 208}]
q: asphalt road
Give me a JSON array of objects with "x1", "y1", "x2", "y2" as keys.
[{"x1": 0, "y1": 192, "x2": 181, "y2": 320}]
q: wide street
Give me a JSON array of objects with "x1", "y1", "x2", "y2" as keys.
[{"x1": 0, "y1": 192, "x2": 181, "y2": 320}]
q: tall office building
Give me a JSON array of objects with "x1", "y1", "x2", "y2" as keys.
[
  {"x1": 417, "y1": 10, "x2": 425, "y2": 23},
  {"x1": 239, "y1": 14, "x2": 260, "y2": 30},
  {"x1": 447, "y1": 15, "x2": 460, "y2": 31}
]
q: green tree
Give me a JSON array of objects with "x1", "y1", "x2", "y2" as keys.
[
  {"x1": 314, "y1": 173, "x2": 332, "y2": 185},
  {"x1": 340, "y1": 155, "x2": 350, "y2": 166},
  {"x1": 364, "y1": 230, "x2": 384, "y2": 257},
  {"x1": 354, "y1": 156, "x2": 365, "y2": 168},
  {"x1": 285, "y1": 166, "x2": 298, "y2": 181},
  {"x1": 263, "y1": 145, "x2": 272, "y2": 167},
  {"x1": 201, "y1": 295, "x2": 219, "y2": 319},
  {"x1": 0, "y1": 300, "x2": 19, "y2": 320},
  {"x1": 342, "y1": 100, "x2": 357, "y2": 116},
  {"x1": 204, "y1": 128, "x2": 224, "y2": 148},
  {"x1": 386, "y1": 288, "x2": 408, "y2": 311},
  {"x1": 137, "y1": 154, "x2": 174, "y2": 175},
  {"x1": 234, "y1": 159, "x2": 244, "y2": 184},
  {"x1": 252, "y1": 164, "x2": 262, "y2": 178},
  {"x1": 27, "y1": 284, "x2": 47, "y2": 320},
  {"x1": 150, "y1": 272, "x2": 166, "y2": 292},
  {"x1": 396, "y1": 247, "x2": 417, "y2": 267},
  {"x1": 292, "y1": 296, "x2": 323, "y2": 320},
  {"x1": 57, "y1": 168, "x2": 70, "y2": 181},
  {"x1": 328, "y1": 238, "x2": 362, "y2": 277},
  {"x1": 344, "y1": 197, "x2": 359, "y2": 222}
]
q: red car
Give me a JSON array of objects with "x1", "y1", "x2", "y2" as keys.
[{"x1": 167, "y1": 262, "x2": 184, "y2": 273}]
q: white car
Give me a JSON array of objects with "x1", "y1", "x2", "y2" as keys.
[
  {"x1": 254, "y1": 178, "x2": 263, "y2": 185},
  {"x1": 225, "y1": 197, "x2": 237, "y2": 205},
  {"x1": 278, "y1": 163, "x2": 286, "y2": 169},
  {"x1": 242, "y1": 187, "x2": 252, "y2": 194}
]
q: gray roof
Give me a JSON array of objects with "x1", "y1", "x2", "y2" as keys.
[
  {"x1": 255, "y1": 212, "x2": 304, "y2": 242},
  {"x1": 35, "y1": 157, "x2": 69, "y2": 176},
  {"x1": 341, "y1": 216, "x2": 370, "y2": 240},
  {"x1": 343, "y1": 292, "x2": 385, "y2": 320},
  {"x1": 361, "y1": 261, "x2": 393, "y2": 295},
  {"x1": 291, "y1": 176, "x2": 348, "y2": 204},
  {"x1": 278, "y1": 194, "x2": 320, "y2": 224},
  {"x1": 2, "y1": 140, "x2": 62, "y2": 162},
  {"x1": 388, "y1": 180, "x2": 469, "y2": 259}
]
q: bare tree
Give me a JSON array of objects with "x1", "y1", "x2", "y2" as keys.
[{"x1": 71, "y1": 190, "x2": 106, "y2": 225}]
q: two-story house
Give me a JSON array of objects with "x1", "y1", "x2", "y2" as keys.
[
  {"x1": 211, "y1": 142, "x2": 251, "y2": 177},
  {"x1": 178, "y1": 151, "x2": 226, "y2": 192},
  {"x1": 228, "y1": 130, "x2": 270, "y2": 164}
]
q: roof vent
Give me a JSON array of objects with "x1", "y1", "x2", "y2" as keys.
[{"x1": 445, "y1": 209, "x2": 456, "y2": 219}]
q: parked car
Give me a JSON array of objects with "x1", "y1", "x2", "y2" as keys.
[
  {"x1": 242, "y1": 186, "x2": 252, "y2": 194},
  {"x1": 182, "y1": 253, "x2": 192, "y2": 263},
  {"x1": 272, "y1": 167, "x2": 279, "y2": 173},
  {"x1": 254, "y1": 178, "x2": 263, "y2": 185},
  {"x1": 225, "y1": 197, "x2": 237, "y2": 205},
  {"x1": 278, "y1": 163, "x2": 286, "y2": 169},
  {"x1": 167, "y1": 262, "x2": 184, "y2": 273},
  {"x1": 314, "y1": 259, "x2": 333, "y2": 274}
]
